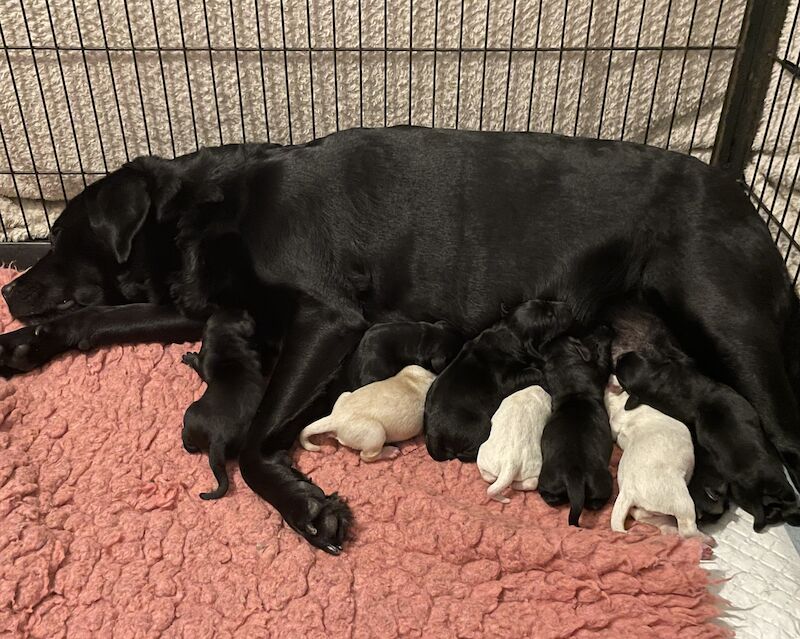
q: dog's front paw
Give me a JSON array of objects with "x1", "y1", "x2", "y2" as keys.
[
  {"x1": 0, "y1": 325, "x2": 65, "y2": 374},
  {"x1": 282, "y1": 483, "x2": 352, "y2": 555}
]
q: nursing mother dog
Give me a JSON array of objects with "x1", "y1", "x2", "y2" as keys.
[{"x1": 1, "y1": 127, "x2": 799, "y2": 554}]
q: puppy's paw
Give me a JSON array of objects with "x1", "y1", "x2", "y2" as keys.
[
  {"x1": 181, "y1": 352, "x2": 200, "y2": 371},
  {"x1": 0, "y1": 324, "x2": 65, "y2": 373},
  {"x1": 283, "y1": 484, "x2": 353, "y2": 555}
]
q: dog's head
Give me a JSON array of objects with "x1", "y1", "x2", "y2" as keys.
[
  {"x1": 614, "y1": 351, "x2": 668, "y2": 409},
  {"x1": 542, "y1": 326, "x2": 613, "y2": 395},
  {"x1": 504, "y1": 299, "x2": 574, "y2": 352},
  {"x1": 2, "y1": 156, "x2": 222, "y2": 321}
]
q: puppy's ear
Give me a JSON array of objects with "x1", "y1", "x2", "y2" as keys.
[
  {"x1": 430, "y1": 354, "x2": 449, "y2": 374},
  {"x1": 572, "y1": 340, "x2": 593, "y2": 363},
  {"x1": 88, "y1": 170, "x2": 152, "y2": 263},
  {"x1": 624, "y1": 395, "x2": 641, "y2": 410}
]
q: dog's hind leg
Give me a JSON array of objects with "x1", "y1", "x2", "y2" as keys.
[
  {"x1": 239, "y1": 297, "x2": 367, "y2": 555},
  {"x1": 200, "y1": 440, "x2": 230, "y2": 500},
  {"x1": 610, "y1": 492, "x2": 633, "y2": 533}
]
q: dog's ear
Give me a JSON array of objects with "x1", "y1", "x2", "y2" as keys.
[
  {"x1": 572, "y1": 339, "x2": 593, "y2": 363},
  {"x1": 88, "y1": 170, "x2": 152, "y2": 263},
  {"x1": 87, "y1": 158, "x2": 181, "y2": 263},
  {"x1": 624, "y1": 395, "x2": 641, "y2": 410},
  {"x1": 430, "y1": 354, "x2": 449, "y2": 374}
]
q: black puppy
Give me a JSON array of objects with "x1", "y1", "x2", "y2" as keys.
[
  {"x1": 344, "y1": 320, "x2": 463, "y2": 387},
  {"x1": 616, "y1": 352, "x2": 800, "y2": 531},
  {"x1": 182, "y1": 309, "x2": 266, "y2": 499},
  {"x1": 538, "y1": 326, "x2": 614, "y2": 526},
  {"x1": 424, "y1": 299, "x2": 573, "y2": 462}
]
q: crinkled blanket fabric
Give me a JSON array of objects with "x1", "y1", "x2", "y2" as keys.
[{"x1": 0, "y1": 268, "x2": 728, "y2": 638}]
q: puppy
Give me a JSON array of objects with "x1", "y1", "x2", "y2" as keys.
[
  {"x1": 477, "y1": 385, "x2": 552, "y2": 503},
  {"x1": 605, "y1": 298, "x2": 729, "y2": 521},
  {"x1": 299, "y1": 365, "x2": 436, "y2": 461},
  {"x1": 605, "y1": 375, "x2": 712, "y2": 546},
  {"x1": 616, "y1": 352, "x2": 800, "y2": 531},
  {"x1": 424, "y1": 299, "x2": 573, "y2": 462},
  {"x1": 345, "y1": 320, "x2": 463, "y2": 387},
  {"x1": 182, "y1": 309, "x2": 265, "y2": 499},
  {"x1": 538, "y1": 326, "x2": 614, "y2": 526}
]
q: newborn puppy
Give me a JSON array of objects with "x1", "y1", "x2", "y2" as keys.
[
  {"x1": 299, "y1": 365, "x2": 436, "y2": 461},
  {"x1": 425, "y1": 300, "x2": 573, "y2": 462},
  {"x1": 477, "y1": 385, "x2": 552, "y2": 503},
  {"x1": 538, "y1": 326, "x2": 614, "y2": 526},
  {"x1": 605, "y1": 298, "x2": 728, "y2": 521},
  {"x1": 604, "y1": 375, "x2": 712, "y2": 546},
  {"x1": 345, "y1": 320, "x2": 463, "y2": 387},
  {"x1": 617, "y1": 352, "x2": 800, "y2": 531},
  {"x1": 182, "y1": 309, "x2": 266, "y2": 500}
]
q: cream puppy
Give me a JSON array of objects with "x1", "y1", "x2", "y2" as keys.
[
  {"x1": 477, "y1": 385, "x2": 552, "y2": 503},
  {"x1": 604, "y1": 375, "x2": 711, "y2": 545},
  {"x1": 299, "y1": 365, "x2": 436, "y2": 461}
]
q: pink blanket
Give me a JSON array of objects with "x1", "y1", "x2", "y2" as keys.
[{"x1": 0, "y1": 268, "x2": 729, "y2": 638}]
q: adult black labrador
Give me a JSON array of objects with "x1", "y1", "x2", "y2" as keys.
[{"x1": 2, "y1": 127, "x2": 799, "y2": 553}]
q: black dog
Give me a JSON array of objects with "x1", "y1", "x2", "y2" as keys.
[
  {"x1": 616, "y1": 352, "x2": 800, "y2": 531},
  {"x1": 538, "y1": 326, "x2": 614, "y2": 526},
  {"x1": 3, "y1": 128, "x2": 800, "y2": 553},
  {"x1": 182, "y1": 309, "x2": 266, "y2": 500},
  {"x1": 424, "y1": 299, "x2": 573, "y2": 462},
  {"x1": 344, "y1": 320, "x2": 463, "y2": 387}
]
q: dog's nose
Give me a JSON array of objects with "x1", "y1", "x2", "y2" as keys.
[{"x1": 1, "y1": 281, "x2": 15, "y2": 299}]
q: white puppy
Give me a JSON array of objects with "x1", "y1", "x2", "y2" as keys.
[
  {"x1": 299, "y1": 365, "x2": 436, "y2": 461},
  {"x1": 604, "y1": 375, "x2": 710, "y2": 543},
  {"x1": 477, "y1": 385, "x2": 552, "y2": 503}
]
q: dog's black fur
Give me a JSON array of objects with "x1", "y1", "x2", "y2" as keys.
[
  {"x1": 2, "y1": 128, "x2": 800, "y2": 552},
  {"x1": 538, "y1": 326, "x2": 615, "y2": 526},
  {"x1": 616, "y1": 352, "x2": 800, "y2": 531},
  {"x1": 424, "y1": 300, "x2": 572, "y2": 462},
  {"x1": 604, "y1": 299, "x2": 730, "y2": 521},
  {"x1": 344, "y1": 320, "x2": 464, "y2": 387},
  {"x1": 181, "y1": 309, "x2": 266, "y2": 500}
]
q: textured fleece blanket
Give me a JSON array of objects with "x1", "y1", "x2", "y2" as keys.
[{"x1": 0, "y1": 268, "x2": 729, "y2": 638}]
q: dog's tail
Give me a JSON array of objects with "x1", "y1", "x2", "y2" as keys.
[
  {"x1": 200, "y1": 439, "x2": 229, "y2": 500},
  {"x1": 610, "y1": 491, "x2": 633, "y2": 533},
  {"x1": 298, "y1": 415, "x2": 336, "y2": 452},
  {"x1": 567, "y1": 471, "x2": 586, "y2": 527},
  {"x1": 486, "y1": 465, "x2": 516, "y2": 503}
]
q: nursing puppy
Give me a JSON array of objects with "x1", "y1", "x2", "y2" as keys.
[
  {"x1": 299, "y1": 365, "x2": 435, "y2": 461},
  {"x1": 181, "y1": 309, "x2": 266, "y2": 499},
  {"x1": 605, "y1": 299, "x2": 728, "y2": 521},
  {"x1": 617, "y1": 352, "x2": 800, "y2": 531},
  {"x1": 477, "y1": 385, "x2": 552, "y2": 503},
  {"x1": 425, "y1": 299, "x2": 573, "y2": 462},
  {"x1": 538, "y1": 326, "x2": 614, "y2": 526},
  {"x1": 604, "y1": 375, "x2": 712, "y2": 546},
  {"x1": 344, "y1": 320, "x2": 463, "y2": 387}
]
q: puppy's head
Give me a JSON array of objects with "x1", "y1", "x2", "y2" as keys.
[
  {"x1": 505, "y1": 299, "x2": 574, "y2": 351},
  {"x1": 614, "y1": 351, "x2": 666, "y2": 408}
]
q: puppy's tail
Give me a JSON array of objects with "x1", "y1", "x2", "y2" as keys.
[
  {"x1": 298, "y1": 415, "x2": 335, "y2": 452},
  {"x1": 487, "y1": 465, "x2": 516, "y2": 503},
  {"x1": 610, "y1": 491, "x2": 633, "y2": 533},
  {"x1": 200, "y1": 440, "x2": 229, "y2": 500},
  {"x1": 567, "y1": 471, "x2": 586, "y2": 527}
]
